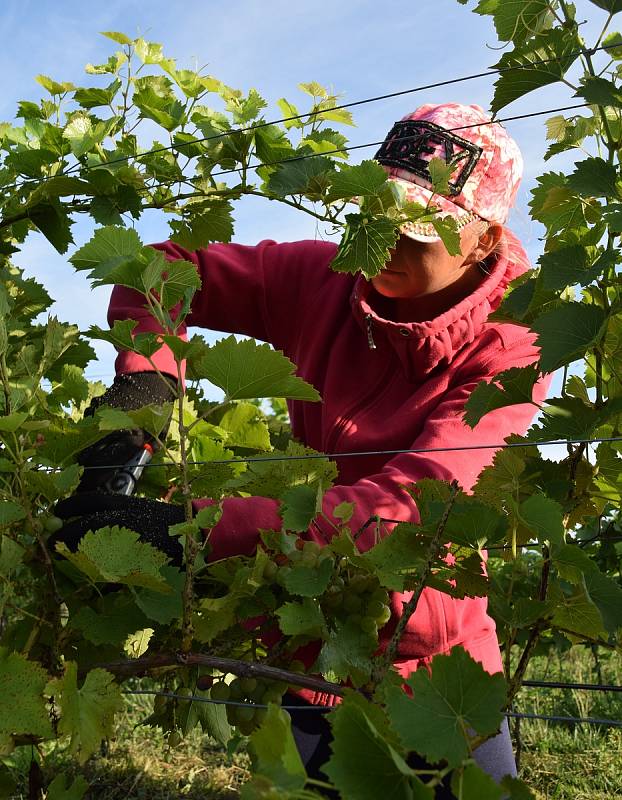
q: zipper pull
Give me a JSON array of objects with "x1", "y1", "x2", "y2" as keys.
[{"x1": 365, "y1": 313, "x2": 377, "y2": 350}]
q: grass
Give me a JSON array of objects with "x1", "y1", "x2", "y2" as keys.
[
  {"x1": 6, "y1": 647, "x2": 622, "y2": 799},
  {"x1": 513, "y1": 646, "x2": 622, "y2": 800}
]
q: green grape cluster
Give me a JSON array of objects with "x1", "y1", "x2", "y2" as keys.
[
  {"x1": 209, "y1": 676, "x2": 288, "y2": 736},
  {"x1": 322, "y1": 570, "x2": 392, "y2": 637}
]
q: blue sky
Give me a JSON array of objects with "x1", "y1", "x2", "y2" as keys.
[{"x1": 1, "y1": 0, "x2": 608, "y2": 393}]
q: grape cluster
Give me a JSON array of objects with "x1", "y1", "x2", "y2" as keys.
[
  {"x1": 208, "y1": 674, "x2": 293, "y2": 735},
  {"x1": 322, "y1": 572, "x2": 391, "y2": 636}
]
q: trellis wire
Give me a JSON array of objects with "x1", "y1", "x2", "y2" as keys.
[
  {"x1": 124, "y1": 688, "x2": 622, "y2": 728},
  {"x1": 73, "y1": 434, "x2": 622, "y2": 473}
]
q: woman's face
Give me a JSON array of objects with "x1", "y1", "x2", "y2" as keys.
[{"x1": 371, "y1": 224, "x2": 483, "y2": 301}]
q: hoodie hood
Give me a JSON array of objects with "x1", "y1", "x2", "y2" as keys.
[{"x1": 350, "y1": 227, "x2": 531, "y2": 380}]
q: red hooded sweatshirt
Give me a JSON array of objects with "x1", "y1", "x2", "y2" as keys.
[{"x1": 109, "y1": 229, "x2": 549, "y2": 704}]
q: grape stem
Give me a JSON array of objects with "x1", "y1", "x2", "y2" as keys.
[{"x1": 372, "y1": 481, "x2": 460, "y2": 685}]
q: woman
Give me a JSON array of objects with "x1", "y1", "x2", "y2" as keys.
[{"x1": 58, "y1": 103, "x2": 549, "y2": 792}]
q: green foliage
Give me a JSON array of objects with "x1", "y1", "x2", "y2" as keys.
[
  {"x1": 385, "y1": 648, "x2": 506, "y2": 766},
  {"x1": 1, "y1": 14, "x2": 621, "y2": 797}
]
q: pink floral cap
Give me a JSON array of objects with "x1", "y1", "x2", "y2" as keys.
[{"x1": 375, "y1": 102, "x2": 523, "y2": 242}]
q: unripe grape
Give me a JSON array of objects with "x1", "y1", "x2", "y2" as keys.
[
  {"x1": 366, "y1": 599, "x2": 386, "y2": 619},
  {"x1": 303, "y1": 541, "x2": 321, "y2": 557},
  {"x1": 343, "y1": 593, "x2": 363, "y2": 614},
  {"x1": 262, "y1": 688, "x2": 283, "y2": 705},
  {"x1": 234, "y1": 705, "x2": 255, "y2": 723},
  {"x1": 210, "y1": 681, "x2": 231, "y2": 702},
  {"x1": 228, "y1": 678, "x2": 244, "y2": 700},
  {"x1": 360, "y1": 617, "x2": 378, "y2": 635},
  {"x1": 263, "y1": 560, "x2": 278, "y2": 581},
  {"x1": 43, "y1": 515, "x2": 63, "y2": 534},
  {"x1": 167, "y1": 730, "x2": 182, "y2": 747},
  {"x1": 349, "y1": 575, "x2": 369, "y2": 594},
  {"x1": 370, "y1": 588, "x2": 390, "y2": 606},
  {"x1": 240, "y1": 677, "x2": 258, "y2": 694},
  {"x1": 376, "y1": 605, "x2": 392, "y2": 625}
]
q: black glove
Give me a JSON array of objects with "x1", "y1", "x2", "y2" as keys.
[
  {"x1": 77, "y1": 372, "x2": 177, "y2": 493},
  {"x1": 54, "y1": 492, "x2": 186, "y2": 565}
]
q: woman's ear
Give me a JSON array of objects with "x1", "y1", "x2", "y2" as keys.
[{"x1": 467, "y1": 223, "x2": 503, "y2": 264}]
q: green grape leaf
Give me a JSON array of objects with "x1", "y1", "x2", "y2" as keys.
[
  {"x1": 463, "y1": 365, "x2": 540, "y2": 428},
  {"x1": 199, "y1": 688, "x2": 232, "y2": 746},
  {"x1": 101, "y1": 30, "x2": 133, "y2": 45},
  {"x1": 280, "y1": 483, "x2": 320, "y2": 531},
  {"x1": 69, "y1": 225, "x2": 142, "y2": 277},
  {"x1": 124, "y1": 627, "x2": 154, "y2": 658},
  {"x1": 219, "y1": 401, "x2": 271, "y2": 451},
  {"x1": 188, "y1": 335, "x2": 320, "y2": 401},
  {"x1": 87, "y1": 320, "x2": 161, "y2": 360},
  {"x1": 169, "y1": 203, "x2": 235, "y2": 249},
  {"x1": 583, "y1": 568, "x2": 622, "y2": 633},
  {"x1": 479, "y1": 0, "x2": 553, "y2": 42},
  {"x1": 46, "y1": 774, "x2": 89, "y2": 800},
  {"x1": 531, "y1": 303, "x2": 607, "y2": 372},
  {"x1": 248, "y1": 704, "x2": 306, "y2": 792},
  {"x1": 0, "y1": 412, "x2": 29, "y2": 432},
  {"x1": 135, "y1": 566, "x2": 184, "y2": 625},
  {"x1": 277, "y1": 97, "x2": 303, "y2": 128},
  {"x1": 500, "y1": 776, "x2": 537, "y2": 800},
  {"x1": 282, "y1": 558, "x2": 333, "y2": 597},
  {"x1": 226, "y1": 441, "x2": 337, "y2": 498},
  {"x1": 326, "y1": 160, "x2": 389, "y2": 201},
  {"x1": 450, "y1": 764, "x2": 503, "y2": 800},
  {"x1": 0, "y1": 536, "x2": 24, "y2": 575},
  {"x1": 323, "y1": 695, "x2": 421, "y2": 800},
  {"x1": 431, "y1": 216, "x2": 462, "y2": 257},
  {"x1": 576, "y1": 75, "x2": 622, "y2": 107},
  {"x1": 331, "y1": 213, "x2": 399, "y2": 278},
  {"x1": 359, "y1": 523, "x2": 430, "y2": 591},
  {"x1": 55, "y1": 526, "x2": 170, "y2": 591},
  {"x1": 193, "y1": 593, "x2": 239, "y2": 643},
  {"x1": 0, "y1": 648, "x2": 53, "y2": 738},
  {"x1": 95, "y1": 406, "x2": 135, "y2": 431},
  {"x1": 74, "y1": 79, "x2": 121, "y2": 109},
  {"x1": 529, "y1": 172, "x2": 593, "y2": 235},
  {"x1": 385, "y1": 646, "x2": 506, "y2": 766},
  {"x1": 491, "y1": 28, "x2": 581, "y2": 114},
  {"x1": 567, "y1": 157, "x2": 619, "y2": 198},
  {"x1": 276, "y1": 598, "x2": 326, "y2": 637},
  {"x1": 0, "y1": 502, "x2": 26, "y2": 527},
  {"x1": 70, "y1": 594, "x2": 150, "y2": 646},
  {"x1": 538, "y1": 245, "x2": 602, "y2": 290},
  {"x1": 133, "y1": 75, "x2": 184, "y2": 131},
  {"x1": 30, "y1": 201, "x2": 74, "y2": 254},
  {"x1": 314, "y1": 618, "x2": 376, "y2": 685},
  {"x1": 551, "y1": 586, "x2": 606, "y2": 640},
  {"x1": 550, "y1": 543, "x2": 596, "y2": 584},
  {"x1": 48, "y1": 663, "x2": 124, "y2": 763},
  {"x1": 588, "y1": 0, "x2": 622, "y2": 12},
  {"x1": 518, "y1": 493, "x2": 564, "y2": 544},
  {"x1": 527, "y1": 396, "x2": 622, "y2": 441},
  {"x1": 267, "y1": 155, "x2": 334, "y2": 198},
  {"x1": 36, "y1": 74, "x2": 75, "y2": 95}
]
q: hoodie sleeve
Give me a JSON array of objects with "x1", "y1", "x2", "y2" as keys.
[
  {"x1": 108, "y1": 238, "x2": 338, "y2": 376},
  {"x1": 198, "y1": 335, "x2": 551, "y2": 559}
]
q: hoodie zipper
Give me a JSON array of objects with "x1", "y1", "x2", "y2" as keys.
[{"x1": 365, "y1": 313, "x2": 377, "y2": 350}]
